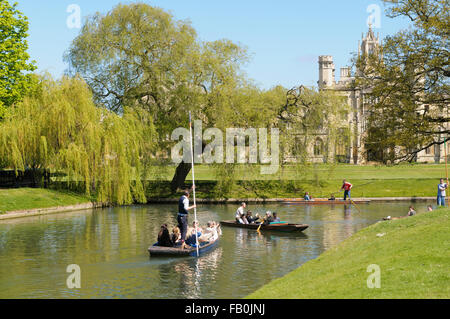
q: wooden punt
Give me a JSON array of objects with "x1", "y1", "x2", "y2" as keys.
[
  {"x1": 148, "y1": 239, "x2": 219, "y2": 257},
  {"x1": 282, "y1": 198, "x2": 371, "y2": 205},
  {"x1": 220, "y1": 220, "x2": 309, "y2": 232}
]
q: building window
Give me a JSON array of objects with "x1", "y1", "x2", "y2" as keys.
[{"x1": 314, "y1": 138, "x2": 324, "y2": 156}]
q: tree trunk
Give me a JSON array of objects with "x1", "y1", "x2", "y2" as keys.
[
  {"x1": 170, "y1": 141, "x2": 206, "y2": 193},
  {"x1": 170, "y1": 161, "x2": 192, "y2": 193}
]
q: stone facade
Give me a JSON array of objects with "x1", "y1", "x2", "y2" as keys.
[{"x1": 314, "y1": 26, "x2": 449, "y2": 164}]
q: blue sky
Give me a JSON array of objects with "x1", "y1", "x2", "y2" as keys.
[{"x1": 16, "y1": 0, "x2": 411, "y2": 89}]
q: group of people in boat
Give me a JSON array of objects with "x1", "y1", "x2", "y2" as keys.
[
  {"x1": 157, "y1": 220, "x2": 221, "y2": 248},
  {"x1": 235, "y1": 202, "x2": 282, "y2": 225},
  {"x1": 156, "y1": 186, "x2": 221, "y2": 249}
]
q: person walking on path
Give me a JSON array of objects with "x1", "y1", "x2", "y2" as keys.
[
  {"x1": 437, "y1": 178, "x2": 448, "y2": 207},
  {"x1": 341, "y1": 179, "x2": 353, "y2": 201},
  {"x1": 177, "y1": 187, "x2": 196, "y2": 243}
]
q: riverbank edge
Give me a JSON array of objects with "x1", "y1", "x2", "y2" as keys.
[
  {"x1": 0, "y1": 202, "x2": 104, "y2": 221},
  {"x1": 146, "y1": 196, "x2": 437, "y2": 203},
  {"x1": 0, "y1": 196, "x2": 436, "y2": 221}
]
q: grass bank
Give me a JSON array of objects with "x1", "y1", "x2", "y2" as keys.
[
  {"x1": 145, "y1": 178, "x2": 441, "y2": 199},
  {"x1": 0, "y1": 188, "x2": 91, "y2": 213},
  {"x1": 247, "y1": 209, "x2": 450, "y2": 299},
  {"x1": 145, "y1": 164, "x2": 447, "y2": 199}
]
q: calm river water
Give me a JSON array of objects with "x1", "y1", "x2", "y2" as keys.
[{"x1": 0, "y1": 201, "x2": 431, "y2": 298}]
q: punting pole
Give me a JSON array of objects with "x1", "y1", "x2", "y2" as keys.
[
  {"x1": 189, "y1": 111, "x2": 199, "y2": 257},
  {"x1": 444, "y1": 137, "x2": 449, "y2": 206}
]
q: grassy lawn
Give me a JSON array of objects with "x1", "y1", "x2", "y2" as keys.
[
  {"x1": 145, "y1": 163, "x2": 447, "y2": 198},
  {"x1": 0, "y1": 188, "x2": 91, "y2": 213},
  {"x1": 148, "y1": 163, "x2": 450, "y2": 181},
  {"x1": 247, "y1": 208, "x2": 450, "y2": 299}
]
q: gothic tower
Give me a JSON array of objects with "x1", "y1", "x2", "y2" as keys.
[{"x1": 318, "y1": 55, "x2": 335, "y2": 89}]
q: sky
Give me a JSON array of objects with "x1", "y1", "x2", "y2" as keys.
[{"x1": 16, "y1": 0, "x2": 411, "y2": 89}]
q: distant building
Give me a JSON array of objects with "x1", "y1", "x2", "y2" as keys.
[{"x1": 313, "y1": 25, "x2": 449, "y2": 164}]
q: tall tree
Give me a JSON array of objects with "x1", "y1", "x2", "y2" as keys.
[
  {"x1": 0, "y1": 75, "x2": 151, "y2": 205},
  {"x1": 64, "y1": 3, "x2": 251, "y2": 191},
  {"x1": 356, "y1": 0, "x2": 449, "y2": 162},
  {"x1": 0, "y1": 0, "x2": 36, "y2": 118}
]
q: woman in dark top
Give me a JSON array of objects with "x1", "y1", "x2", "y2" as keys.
[
  {"x1": 157, "y1": 224, "x2": 173, "y2": 247},
  {"x1": 245, "y1": 211, "x2": 259, "y2": 224}
]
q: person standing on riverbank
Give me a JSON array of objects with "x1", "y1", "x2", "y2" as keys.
[
  {"x1": 178, "y1": 188, "x2": 196, "y2": 243},
  {"x1": 437, "y1": 178, "x2": 448, "y2": 207},
  {"x1": 341, "y1": 179, "x2": 353, "y2": 200}
]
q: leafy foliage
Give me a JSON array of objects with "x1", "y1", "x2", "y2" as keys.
[
  {"x1": 356, "y1": 0, "x2": 449, "y2": 162},
  {"x1": 0, "y1": 0, "x2": 36, "y2": 115},
  {"x1": 0, "y1": 75, "x2": 153, "y2": 205}
]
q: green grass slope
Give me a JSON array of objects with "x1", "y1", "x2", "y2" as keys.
[
  {"x1": 0, "y1": 188, "x2": 91, "y2": 213},
  {"x1": 247, "y1": 209, "x2": 450, "y2": 299}
]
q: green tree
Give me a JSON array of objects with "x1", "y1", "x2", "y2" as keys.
[
  {"x1": 0, "y1": 0, "x2": 36, "y2": 117},
  {"x1": 356, "y1": 0, "x2": 449, "y2": 162},
  {"x1": 277, "y1": 85, "x2": 350, "y2": 163},
  {"x1": 64, "y1": 2, "x2": 251, "y2": 191},
  {"x1": 0, "y1": 75, "x2": 152, "y2": 205}
]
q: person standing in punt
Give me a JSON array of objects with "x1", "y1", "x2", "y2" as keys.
[
  {"x1": 177, "y1": 188, "x2": 196, "y2": 244},
  {"x1": 341, "y1": 179, "x2": 353, "y2": 201}
]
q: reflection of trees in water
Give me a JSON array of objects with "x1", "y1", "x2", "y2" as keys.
[{"x1": 157, "y1": 247, "x2": 224, "y2": 299}]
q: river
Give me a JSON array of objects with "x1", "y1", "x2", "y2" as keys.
[{"x1": 0, "y1": 201, "x2": 431, "y2": 298}]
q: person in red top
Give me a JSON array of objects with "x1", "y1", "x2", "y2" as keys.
[{"x1": 341, "y1": 179, "x2": 353, "y2": 200}]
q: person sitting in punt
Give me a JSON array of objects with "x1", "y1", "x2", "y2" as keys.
[
  {"x1": 171, "y1": 226, "x2": 182, "y2": 247},
  {"x1": 215, "y1": 221, "x2": 223, "y2": 236},
  {"x1": 157, "y1": 224, "x2": 173, "y2": 247},
  {"x1": 273, "y1": 212, "x2": 281, "y2": 222},
  {"x1": 263, "y1": 211, "x2": 274, "y2": 225},
  {"x1": 304, "y1": 192, "x2": 311, "y2": 201},
  {"x1": 427, "y1": 205, "x2": 433, "y2": 212},
  {"x1": 185, "y1": 221, "x2": 207, "y2": 247},
  {"x1": 328, "y1": 194, "x2": 336, "y2": 201},
  {"x1": 245, "y1": 211, "x2": 260, "y2": 224},
  {"x1": 203, "y1": 221, "x2": 220, "y2": 241}
]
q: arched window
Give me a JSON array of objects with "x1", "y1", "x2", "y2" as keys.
[{"x1": 314, "y1": 138, "x2": 324, "y2": 156}]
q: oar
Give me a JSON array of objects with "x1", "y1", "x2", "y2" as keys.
[{"x1": 188, "y1": 111, "x2": 199, "y2": 257}]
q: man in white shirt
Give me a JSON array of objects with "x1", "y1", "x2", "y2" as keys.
[{"x1": 235, "y1": 202, "x2": 247, "y2": 224}]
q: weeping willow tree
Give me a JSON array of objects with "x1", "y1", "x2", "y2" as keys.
[{"x1": 0, "y1": 75, "x2": 153, "y2": 205}]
